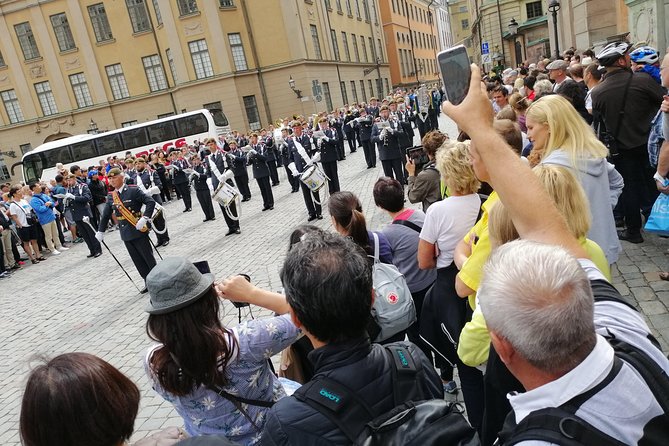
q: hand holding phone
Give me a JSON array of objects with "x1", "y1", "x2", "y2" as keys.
[{"x1": 437, "y1": 45, "x2": 471, "y2": 106}]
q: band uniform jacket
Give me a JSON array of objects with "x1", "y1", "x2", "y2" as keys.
[
  {"x1": 331, "y1": 119, "x2": 344, "y2": 141},
  {"x1": 318, "y1": 128, "x2": 340, "y2": 163},
  {"x1": 287, "y1": 135, "x2": 313, "y2": 173},
  {"x1": 343, "y1": 114, "x2": 357, "y2": 138},
  {"x1": 357, "y1": 116, "x2": 374, "y2": 142},
  {"x1": 171, "y1": 158, "x2": 191, "y2": 185},
  {"x1": 227, "y1": 148, "x2": 249, "y2": 178},
  {"x1": 262, "y1": 136, "x2": 278, "y2": 163},
  {"x1": 206, "y1": 151, "x2": 227, "y2": 189},
  {"x1": 99, "y1": 184, "x2": 156, "y2": 242},
  {"x1": 371, "y1": 118, "x2": 405, "y2": 161},
  {"x1": 66, "y1": 182, "x2": 93, "y2": 221},
  {"x1": 134, "y1": 169, "x2": 164, "y2": 204},
  {"x1": 366, "y1": 106, "x2": 380, "y2": 118},
  {"x1": 396, "y1": 110, "x2": 415, "y2": 149},
  {"x1": 192, "y1": 164, "x2": 211, "y2": 191},
  {"x1": 248, "y1": 143, "x2": 270, "y2": 179}
]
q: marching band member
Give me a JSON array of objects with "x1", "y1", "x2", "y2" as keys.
[
  {"x1": 205, "y1": 138, "x2": 241, "y2": 236},
  {"x1": 134, "y1": 157, "x2": 170, "y2": 247},
  {"x1": 247, "y1": 133, "x2": 275, "y2": 211},
  {"x1": 315, "y1": 117, "x2": 341, "y2": 194},
  {"x1": 357, "y1": 108, "x2": 376, "y2": 169},
  {"x1": 261, "y1": 129, "x2": 281, "y2": 187},
  {"x1": 96, "y1": 168, "x2": 157, "y2": 293},
  {"x1": 65, "y1": 174, "x2": 102, "y2": 259},
  {"x1": 331, "y1": 112, "x2": 346, "y2": 161},
  {"x1": 366, "y1": 97, "x2": 380, "y2": 118},
  {"x1": 189, "y1": 154, "x2": 216, "y2": 222},
  {"x1": 372, "y1": 105, "x2": 405, "y2": 184},
  {"x1": 226, "y1": 140, "x2": 252, "y2": 202},
  {"x1": 288, "y1": 121, "x2": 323, "y2": 221},
  {"x1": 279, "y1": 127, "x2": 300, "y2": 193},
  {"x1": 169, "y1": 149, "x2": 192, "y2": 212},
  {"x1": 343, "y1": 109, "x2": 358, "y2": 155}
]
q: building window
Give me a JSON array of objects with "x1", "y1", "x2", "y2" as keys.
[
  {"x1": 69, "y1": 73, "x2": 93, "y2": 108},
  {"x1": 352, "y1": 33, "x2": 360, "y2": 61},
  {"x1": 177, "y1": 0, "x2": 199, "y2": 16},
  {"x1": 166, "y1": 48, "x2": 178, "y2": 84},
  {"x1": 362, "y1": 0, "x2": 370, "y2": 21},
  {"x1": 369, "y1": 36, "x2": 375, "y2": 59},
  {"x1": 371, "y1": 0, "x2": 378, "y2": 23},
  {"x1": 350, "y1": 80, "x2": 358, "y2": 103},
  {"x1": 461, "y1": 19, "x2": 469, "y2": 30},
  {"x1": 243, "y1": 95, "x2": 261, "y2": 130},
  {"x1": 322, "y1": 82, "x2": 333, "y2": 111},
  {"x1": 0, "y1": 51, "x2": 5, "y2": 67},
  {"x1": 340, "y1": 81, "x2": 348, "y2": 104},
  {"x1": 526, "y1": 1, "x2": 543, "y2": 19},
  {"x1": 122, "y1": 120, "x2": 138, "y2": 127},
  {"x1": 50, "y1": 13, "x2": 76, "y2": 52},
  {"x1": 15, "y1": 22, "x2": 40, "y2": 60},
  {"x1": 367, "y1": 79, "x2": 373, "y2": 98},
  {"x1": 35, "y1": 81, "x2": 58, "y2": 116},
  {"x1": 336, "y1": 0, "x2": 342, "y2": 13},
  {"x1": 325, "y1": 0, "x2": 331, "y2": 9},
  {"x1": 105, "y1": 64, "x2": 130, "y2": 100},
  {"x1": 142, "y1": 54, "x2": 168, "y2": 91},
  {"x1": 309, "y1": 25, "x2": 322, "y2": 60},
  {"x1": 88, "y1": 4, "x2": 114, "y2": 42},
  {"x1": 360, "y1": 36, "x2": 368, "y2": 62},
  {"x1": 157, "y1": 112, "x2": 175, "y2": 118},
  {"x1": 152, "y1": 0, "x2": 163, "y2": 25},
  {"x1": 354, "y1": 0, "x2": 361, "y2": 18},
  {"x1": 126, "y1": 0, "x2": 151, "y2": 33},
  {"x1": 399, "y1": 50, "x2": 405, "y2": 77},
  {"x1": 341, "y1": 32, "x2": 351, "y2": 61},
  {"x1": 1, "y1": 90, "x2": 24, "y2": 124},
  {"x1": 219, "y1": 0, "x2": 235, "y2": 6},
  {"x1": 330, "y1": 29, "x2": 340, "y2": 61},
  {"x1": 359, "y1": 80, "x2": 366, "y2": 101},
  {"x1": 228, "y1": 33, "x2": 248, "y2": 71},
  {"x1": 188, "y1": 39, "x2": 214, "y2": 79},
  {"x1": 345, "y1": 0, "x2": 352, "y2": 15},
  {"x1": 20, "y1": 143, "x2": 33, "y2": 155},
  {"x1": 203, "y1": 101, "x2": 223, "y2": 112},
  {"x1": 384, "y1": 78, "x2": 389, "y2": 96},
  {"x1": 377, "y1": 38, "x2": 383, "y2": 61}
]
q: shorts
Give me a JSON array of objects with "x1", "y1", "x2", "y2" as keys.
[
  {"x1": 17, "y1": 225, "x2": 38, "y2": 243},
  {"x1": 64, "y1": 209, "x2": 75, "y2": 226}
]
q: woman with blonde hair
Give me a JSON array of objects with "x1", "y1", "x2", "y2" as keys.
[
  {"x1": 417, "y1": 140, "x2": 484, "y2": 431},
  {"x1": 508, "y1": 93, "x2": 529, "y2": 132},
  {"x1": 525, "y1": 94, "x2": 622, "y2": 263}
]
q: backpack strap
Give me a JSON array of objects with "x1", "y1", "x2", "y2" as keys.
[
  {"x1": 372, "y1": 232, "x2": 380, "y2": 263},
  {"x1": 383, "y1": 344, "x2": 422, "y2": 406},
  {"x1": 392, "y1": 219, "x2": 423, "y2": 233}
]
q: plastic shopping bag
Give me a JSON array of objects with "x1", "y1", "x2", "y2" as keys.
[{"x1": 645, "y1": 191, "x2": 669, "y2": 236}]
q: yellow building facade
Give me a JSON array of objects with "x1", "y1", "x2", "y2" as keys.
[
  {"x1": 380, "y1": 0, "x2": 441, "y2": 87},
  {"x1": 0, "y1": 0, "x2": 390, "y2": 183}
]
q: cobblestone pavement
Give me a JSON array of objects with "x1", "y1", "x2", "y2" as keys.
[{"x1": 1, "y1": 115, "x2": 668, "y2": 444}]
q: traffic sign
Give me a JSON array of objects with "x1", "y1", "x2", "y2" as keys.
[
  {"x1": 482, "y1": 54, "x2": 492, "y2": 64},
  {"x1": 481, "y1": 42, "x2": 490, "y2": 55}
]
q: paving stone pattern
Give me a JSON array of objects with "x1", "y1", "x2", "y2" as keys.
[{"x1": 1, "y1": 115, "x2": 668, "y2": 444}]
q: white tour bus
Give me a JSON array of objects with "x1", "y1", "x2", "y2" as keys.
[{"x1": 20, "y1": 108, "x2": 230, "y2": 183}]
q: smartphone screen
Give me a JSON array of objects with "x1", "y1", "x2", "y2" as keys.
[
  {"x1": 437, "y1": 45, "x2": 471, "y2": 106},
  {"x1": 193, "y1": 260, "x2": 211, "y2": 275}
]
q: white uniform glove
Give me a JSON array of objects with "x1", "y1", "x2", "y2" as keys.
[
  {"x1": 95, "y1": 231, "x2": 104, "y2": 242},
  {"x1": 322, "y1": 136, "x2": 329, "y2": 142},
  {"x1": 311, "y1": 152, "x2": 321, "y2": 164},
  {"x1": 249, "y1": 149, "x2": 258, "y2": 156},
  {"x1": 387, "y1": 127, "x2": 394, "y2": 134},
  {"x1": 148, "y1": 186, "x2": 161, "y2": 195},
  {"x1": 65, "y1": 192, "x2": 75, "y2": 200},
  {"x1": 380, "y1": 129, "x2": 387, "y2": 139},
  {"x1": 135, "y1": 216, "x2": 148, "y2": 231}
]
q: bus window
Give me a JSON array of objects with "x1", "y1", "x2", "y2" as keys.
[
  {"x1": 210, "y1": 109, "x2": 229, "y2": 127},
  {"x1": 147, "y1": 121, "x2": 177, "y2": 144},
  {"x1": 175, "y1": 113, "x2": 208, "y2": 137},
  {"x1": 70, "y1": 140, "x2": 99, "y2": 163},
  {"x1": 23, "y1": 153, "x2": 43, "y2": 183},
  {"x1": 122, "y1": 126, "x2": 150, "y2": 150},
  {"x1": 44, "y1": 146, "x2": 73, "y2": 169},
  {"x1": 96, "y1": 133, "x2": 123, "y2": 156}
]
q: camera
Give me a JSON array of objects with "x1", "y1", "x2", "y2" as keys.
[{"x1": 407, "y1": 146, "x2": 429, "y2": 168}]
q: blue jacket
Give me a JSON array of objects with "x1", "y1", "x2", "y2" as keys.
[{"x1": 29, "y1": 193, "x2": 56, "y2": 225}]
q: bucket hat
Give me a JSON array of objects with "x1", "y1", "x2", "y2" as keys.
[{"x1": 145, "y1": 257, "x2": 215, "y2": 314}]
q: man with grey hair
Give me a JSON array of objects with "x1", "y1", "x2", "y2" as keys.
[{"x1": 444, "y1": 65, "x2": 669, "y2": 445}]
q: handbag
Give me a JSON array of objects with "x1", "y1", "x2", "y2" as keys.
[
  {"x1": 644, "y1": 190, "x2": 669, "y2": 236},
  {"x1": 18, "y1": 203, "x2": 39, "y2": 226}
]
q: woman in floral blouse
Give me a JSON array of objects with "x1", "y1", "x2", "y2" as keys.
[{"x1": 144, "y1": 257, "x2": 299, "y2": 446}]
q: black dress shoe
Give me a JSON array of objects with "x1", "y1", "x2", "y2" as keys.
[
  {"x1": 269, "y1": 206, "x2": 274, "y2": 210},
  {"x1": 182, "y1": 209, "x2": 189, "y2": 213},
  {"x1": 93, "y1": 252, "x2": 102, "y2": 258},
  {"x1": 140, "y1": 287, "x2": 149, "y2": 294},
  {"x1": 203, "y1": 218, "x2": 210, "y2": 222},
  {"x1": 187, "y1": 208, "x2": 192, "y2": 212},
  {"x1": 308, "y1": 215, "x2": 317, "y2": 222},
  {"x1": 618, "y1": 230, "x2": 644, "y2": 244},
  {"x1": 225, "y1": 229, "x2": 236, "y2": 236},
  {"x1": 317, "y1": 214, "x2": 323, "y2": 220},
  {"x1": 241, "y1": 198, "x2": 250, "y2": 202},
  {"x1": 262, "y1": 207, "x2": 268, "y2": 211},
  {"x1": 160, "y1": 240, "x2": 170, "y2": 247},
  {"x1": 235, "y1": 228, "x2": 241, "y2": 234},
  {"x1": 87, "y1": 253, "x2": 95, "y2": 258}
]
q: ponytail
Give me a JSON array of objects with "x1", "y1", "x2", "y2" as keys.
[{"x1": 328, "y1": 192, "x2": 370, "y2": 253}]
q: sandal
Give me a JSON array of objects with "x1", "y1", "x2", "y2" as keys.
[
  {"x1": 660, "y1": 272, "x2": 669, "y2": 281},
  {"x1": 37, "y1": 256, "x2": 46, "y2": 261},
  {"x1": 31, "y1": 259, "x2": 39, "y2": 264}
]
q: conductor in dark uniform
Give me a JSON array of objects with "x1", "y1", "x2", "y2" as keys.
[
  {"x1": 190, "y1": 154, "x2": 216, "y2": 222},
  {"x1": 372, "y1": 105, "x2": 405, "y2": 184},
  {"x1": 289, "y1": 121, "x2": 323, "y2": 221},
  {"x1": 205, "y1": 138, "x2": 241, "y2": 236},
  {"x1": 96, "y1": 168, "x2": 157, "y2": 293},
  {"x1": 262, "y1": 132, "x2": 281, "y2": 186},
  {"x1": 331, "y1": 114, "x2": 346, "y2": 161},
  {"x1": 65, "y1": 174, "x2": 102, "y2": 258},
  {"x1": 248, "y1": 133, "x2": 274, "y2": 211},
  {"x1": 169, "y1": 150, "x2": 192, "y2": 212},
  {"x1": 316, "y1": 117, "x2": 341, "y2": 194},
  {"x1": 133, "y1": 157, "x2": 170, "y2": 247},
  {"x1": 226, "y1": 140, "x2": 252, "y2": 202}
]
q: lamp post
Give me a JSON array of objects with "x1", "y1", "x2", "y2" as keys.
[
  {"x1": 87, "y1": 119, "x2": 98, "y2": 135},
  {"x1": 508, "y1": 18, "x2": 519, "y2": 67},
  {"x1": 288, "y1": 76, "x2": 302, "y2": 99},
  {"x1": 548, "y1": 0, "x2": 561, "y2": 59}
]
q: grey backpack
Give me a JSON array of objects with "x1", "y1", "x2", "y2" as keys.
[{"x1": 370, "y1": 232, "x2": 416, "y2": 342}]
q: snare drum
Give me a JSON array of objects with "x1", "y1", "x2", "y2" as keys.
[
  {"x1": 212, "y1": 181, "x2": 240, "y2": 207},
  {"x1": 300, "y1": 165, "x2": 327, "y2": 192}
]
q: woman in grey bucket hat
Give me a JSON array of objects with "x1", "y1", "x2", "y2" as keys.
[{"x1": 143, "y1": 257, "x2": 300, "y2": 446}]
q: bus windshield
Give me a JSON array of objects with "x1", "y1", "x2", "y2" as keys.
[
  {"x1": 23, "y1": 153, "x2": 44, "y2": 184},
  {"x1": 210, "y1": 109, "x2": 229, "y2": 127}
]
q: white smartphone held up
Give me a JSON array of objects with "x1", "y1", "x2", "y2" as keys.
[{"x1": 437, "y1": 45, "x2": 471, "y2": 106}]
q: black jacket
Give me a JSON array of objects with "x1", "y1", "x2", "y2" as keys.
[
  {"x1": 371, "y1": 118, "x2": 405, "y2": 160},
  {"x1": 88, "y1": 179, "x2": 109, "y2": 205},
  {"x1": 98, "y1": 184, "x2": 156, "y2": 241},
  {"x1": 191, "y1": 164, "x2": 210, "y2": 191},
  {"x1": 248, "y1": 143, "x2": 270, "y2": 179},
  {"x1": 317, "y1": 128, "x2": 339, "y2": 163},
  {"x1": 357, "y1": 116, "x2": 374, "y2": 142},
  {"x1": 261, "y1": 338, "x2": 442, "y2": 445},
  {"x1": 66, "y1": 182, "x2": 93, "y2": 221},
  {"x1": 171, "y1": 158, "x2": 191, "y2": 184}
]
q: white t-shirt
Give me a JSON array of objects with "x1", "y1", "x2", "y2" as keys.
[
  {"x1": 420, "y1": 194, "x2": 481, "y2": 268},
  {"x1": 9, "y1": 199, "x2": 32, "y2": 227}
]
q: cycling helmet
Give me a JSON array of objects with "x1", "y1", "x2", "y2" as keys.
[
  {"x1": 630, "y1": 46, "x2": 659, "y2": 65},
  {"x1": 596, "y1": 41, "x2": 632, "y2": 67}
]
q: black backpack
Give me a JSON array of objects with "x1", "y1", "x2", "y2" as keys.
[
  {"x1": 497, "y1": 280, "x2": 669, "y2": 446},
  {"x1": 294, "y1": 344, "x2": 480, "y2": 446}
]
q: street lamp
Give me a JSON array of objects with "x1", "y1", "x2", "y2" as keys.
[
  {"x1": 288, "y1": 76, "x2": 302, "y2": 99},
  {"x1": 508, "y1": 18, "x2": 519, "y2": 67},
  {"x1": 548, "y1": 0, "x2": 561, "y2": 59},
  {"x1": 87, "y1": 119, "x2": 98, "y2": 135}
]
